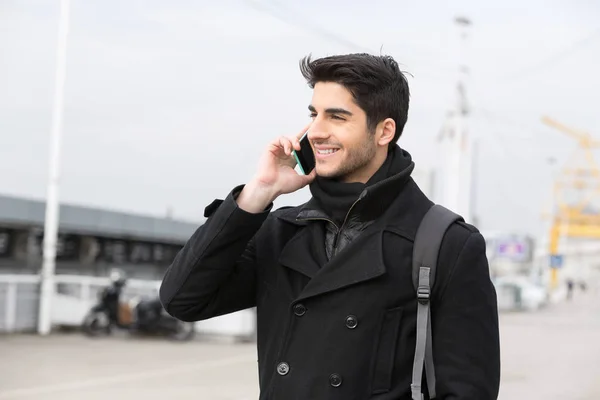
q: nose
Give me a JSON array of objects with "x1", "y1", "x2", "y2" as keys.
[{"x1": 307, "y1": 120, "x2": 329, "y2": 142}]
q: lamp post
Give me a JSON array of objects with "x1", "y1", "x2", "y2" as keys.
[{"x1": 37, "y1": 0, "x2": 70, "y2": 335}]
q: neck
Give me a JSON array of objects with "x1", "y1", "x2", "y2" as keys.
[{"x1": 341, "y1": 148, "x2": 389, "y2": 183}]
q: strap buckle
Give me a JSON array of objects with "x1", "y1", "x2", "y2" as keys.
[
  {"x1": 411, "y1": 384, "x2": 424, "y2": 400},
  {"x1": 417, "y1": 286, "x2": 430, "y2": 304}
]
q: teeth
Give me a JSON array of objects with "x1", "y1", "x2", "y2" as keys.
[{"x1": 317, "y1": 149, "x2": 337, "y2": 155}]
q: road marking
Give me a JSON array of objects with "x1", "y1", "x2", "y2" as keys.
[{"x1": 0, "y1": 354, "x2": 255, "y2": 399}]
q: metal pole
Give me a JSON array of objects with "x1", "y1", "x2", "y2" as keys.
[
  {"x1": 442, "y1": 16, "x2": 472, "y2": 217},
  {"x1": 446, "y1": 109, "x2": 462, "y2": 214},
  {"x1": 465, "y1": 138, "x2": 478, "y2": 225},
  {"x1": 455, "y1": 16, "x2": 472, "y2": 221},
  {"x1": 38, "y1": 0, "x2": 70, "y2": 335}
]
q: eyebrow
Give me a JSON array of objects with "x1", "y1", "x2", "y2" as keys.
[{"x1": 308, "y1": 104, "x2": 353, "y2": 116}]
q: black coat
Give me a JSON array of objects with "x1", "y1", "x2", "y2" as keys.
[{"x1": 159, "y1": 175, "x2": 500, "y2": 399}]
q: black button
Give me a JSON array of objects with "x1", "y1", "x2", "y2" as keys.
[
  {"x1": 329, "y1": 373, "x2": 342, "y2": 387},
  {"x1": 345, "y1": 315, "x2": 358, "y2": 329},
  {"x1": 277, "y1": 362, "x2": 289, "y2": 376},
  {"x1": 293, "y1": 304, "x2": 306, "y2": 317}
]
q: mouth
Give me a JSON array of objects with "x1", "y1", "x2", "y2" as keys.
[{"x1": 315, "y1": 148, "x2": 340, "y2": 158}]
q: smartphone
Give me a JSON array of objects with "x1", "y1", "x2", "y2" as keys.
[{"x1": 292, "y1": 131, "x2": 315, "y2": 175}]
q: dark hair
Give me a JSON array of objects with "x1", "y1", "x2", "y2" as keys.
[{"x1": 299, "y1": 53, "x2": 410, "y2": 146}]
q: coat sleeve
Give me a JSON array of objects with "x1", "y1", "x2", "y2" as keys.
[
  {"x1": 432, "y1": 231, "x2": 501, "y2": 399},
  {"x1": 159, "y1": 185, "x2": 272, "y2": 322}
]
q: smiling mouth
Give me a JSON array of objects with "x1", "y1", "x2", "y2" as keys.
[{"x1": 316, "y1": 149, "x2": 339, "y2": 155}]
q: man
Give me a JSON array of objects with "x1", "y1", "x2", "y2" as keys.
[{"x1": 159, "y1": 53, "x2": 500, "y2": 399}]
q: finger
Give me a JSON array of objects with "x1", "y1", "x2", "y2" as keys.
[
  {"x1": 292, "y1": 136, "x2": 301, "y2": 151},
  {"x1": 296, "y1": 121, "x2": 312, "y2": 139},
  {"x1": 279, "y1": 136, "x2": 292, "y2": 156}
]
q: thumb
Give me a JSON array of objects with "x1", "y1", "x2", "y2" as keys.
[{"x1": 303, "y1": 169, "x2": 317, "y2": 185}]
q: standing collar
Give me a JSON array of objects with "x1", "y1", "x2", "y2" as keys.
[{"x1": 296, "y1": 154, "x2": 415, "y2": 224}]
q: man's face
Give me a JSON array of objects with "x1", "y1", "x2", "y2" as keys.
[{"x1": 307, "y1": 82, "x2": 377, "y2": 182}]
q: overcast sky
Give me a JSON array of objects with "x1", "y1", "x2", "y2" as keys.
[{"x1": 1, "y1": 0, "x2": 599, "y2": 240}]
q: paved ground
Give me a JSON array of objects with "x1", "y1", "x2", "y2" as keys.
[
  {"x1": 497, "y1": 289, "x2": 600, "y2": 400},
  {"x1": 0, "y1": 290, "x2": 599, "y2": 399}
]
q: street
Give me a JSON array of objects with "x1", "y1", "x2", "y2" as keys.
[
  {"x1": 0, "y1": 290, "x2": 598, "y2": 399},
  {"x1": 498, "y1": 289, "x2": 600, "y2": 399}
]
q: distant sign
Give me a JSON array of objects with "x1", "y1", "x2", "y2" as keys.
[
  {"x1": 550, "y1": 255, "x2": 563, "y2": 269},
  {"x1": 494, "y1": 237, "x2": 531, "y2": 262},
  {"x1": 97, "y1": 238, "x2": 182, "y2": 265}
]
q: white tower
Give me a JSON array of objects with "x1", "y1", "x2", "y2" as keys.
[{"x1": 436, "y1": 16, "x2": 473, "y2": 223}]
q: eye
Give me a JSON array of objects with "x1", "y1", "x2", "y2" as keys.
[
  {"x1": 331, "y1": 115, "x2": 345, "y2": 120},
  {"x1": 308, "y1": 112, "x2": 317, "y2": 119}
]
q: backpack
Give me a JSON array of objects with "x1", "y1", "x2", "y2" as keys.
[{"x1": 410, "y1": 204, "x2": 464, "y2": 400}]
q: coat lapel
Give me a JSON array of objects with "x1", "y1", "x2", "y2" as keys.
[
  {"x1": 273, "y1": 175, "x2": 434, "y2": 304},
  {"x1": 278, "y1": 221, "x2": 324, "y2": 279},
  {"x1": 276, "y1": 203, "x2": 387, "y2": 302},
  {"x1": 294, "y1": 227, "x2": 386, "y2": 302}
]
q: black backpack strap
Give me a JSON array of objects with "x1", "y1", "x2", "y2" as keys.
[{"x1": 411, "y1": 204, "x2": 463, "y2": 400}]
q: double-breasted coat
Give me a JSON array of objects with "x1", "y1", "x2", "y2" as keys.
[{"x1": 159, "y1": 167, "x2": 501, "y2": 399}]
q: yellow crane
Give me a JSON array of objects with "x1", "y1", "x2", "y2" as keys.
[{"x1": 541, "y1": 116, "x2": 600, "y2": 288}]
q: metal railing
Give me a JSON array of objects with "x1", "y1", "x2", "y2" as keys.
[
  {"x1": 0, "y1": 274, "x2": 255, "y2": 340},
  {"x1": 0, "y1": 274, "x2": 40, "y2": 332}
]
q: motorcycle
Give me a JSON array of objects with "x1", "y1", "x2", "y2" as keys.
[{"x1": 82, "y1": 279, "x2": 195, "y2": 341}]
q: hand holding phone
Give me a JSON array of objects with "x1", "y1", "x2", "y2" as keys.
[
  {"x1": 292, "y1": 131, "x2": 315, "y2": 175},
  {"x1": 237, "y1": 124, "x2": 316, "y2": 213}
]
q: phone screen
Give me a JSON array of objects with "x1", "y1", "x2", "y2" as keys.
[{"x1": 292, "y1": 131, "x2": 315, "y2": 175}]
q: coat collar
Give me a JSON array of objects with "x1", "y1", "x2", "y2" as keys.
[
  {"x1": 274, "y1": 178, "x2": 434, "y2": 302},
  {"x1": 280, "y1": 159, "x2": 415, "y2": 226}
]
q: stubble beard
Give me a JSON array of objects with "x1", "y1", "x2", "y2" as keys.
[{"x1": 329, "y1": 135, "x2": 377, "y2": 181}]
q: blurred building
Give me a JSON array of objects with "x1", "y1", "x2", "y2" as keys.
[{"x1": 0, "y1": 193, "x2": 200, "y2": 280}]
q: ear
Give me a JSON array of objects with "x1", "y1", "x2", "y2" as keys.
[{"x1": 376, "y1": 118, "x2": 396, "y2": 146}]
